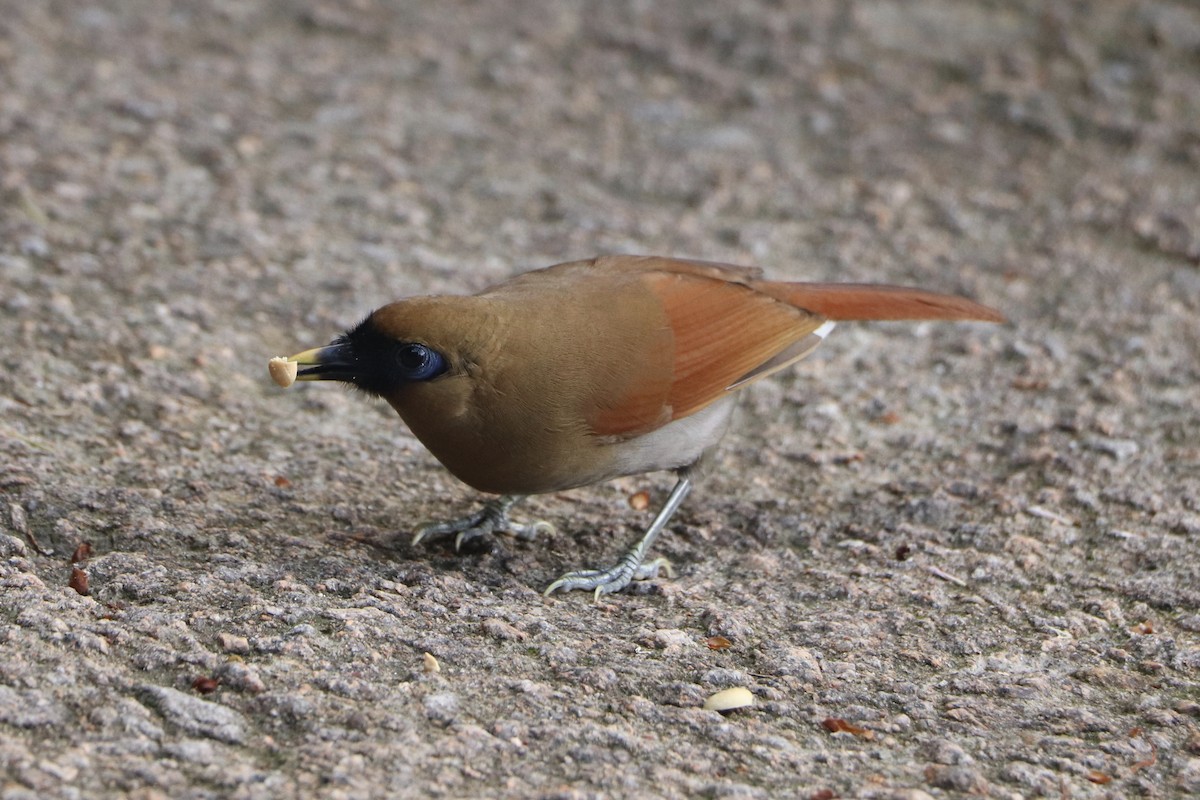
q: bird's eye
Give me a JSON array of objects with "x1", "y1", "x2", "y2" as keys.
[{"x1": 395, "y1": 343, "x2": 447, "y2": 381}]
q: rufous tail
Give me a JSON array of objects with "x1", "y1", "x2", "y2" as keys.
[{"x1": 757, "y1": 282, "x2": 1006, "y2": 322}]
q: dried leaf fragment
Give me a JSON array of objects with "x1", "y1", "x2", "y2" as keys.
[
  {"x1": 1130, "y1": 743, "x2": 1158, "y2": 773},
  {"x1": 703, "y1": 686, "x2": 754, "y2": 712},
  {"x1": 821, "y1": 717, "x2": 874, "y2": 739},
  {"x1": 192, "y1": 676, "x2": 220, "y2": 694},
  {"x1": 481, "y1": 618, "x2": 528, "y2": 641},
  {"x1": 70, "y1": 541, "x2": 93, "y2": 564},
  {"x1": 268, "y1": 356, "x2": 298, "y2": 388},
  {"x1": 68, "y1": 567, "x2": 89, "y2": 596}
]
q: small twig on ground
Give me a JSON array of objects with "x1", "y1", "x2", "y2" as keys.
[{"x1": 928, "y1": 565, "x2": 967, "y2": 587}]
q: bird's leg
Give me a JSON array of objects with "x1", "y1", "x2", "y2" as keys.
[
  {"x1": 545, "y1": 476, "x2": 693, "y2": 599},
  {"x1": 412, "y1": 495, "x2": 554, "y2": 552}
]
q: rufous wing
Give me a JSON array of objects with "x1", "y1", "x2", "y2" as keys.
[
  {"x1": 600, "y1": 267, "x2": 825, "y2": 431},
  {"x1": 585, "y1": 260, "x2": 811, "y2": 438}
]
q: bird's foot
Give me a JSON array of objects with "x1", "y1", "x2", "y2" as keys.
[
  {"x1": 412, "y1": 495, "x2": 553, "y2": 552},
  {"x1": 544, "y1": 477, "x2": 693, "y2": 598},
  {"x1": 544, "y1": 556, "x2": 674, "y2": 599}
]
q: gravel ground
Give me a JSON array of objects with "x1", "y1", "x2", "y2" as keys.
[{"x1": 2, "y1": 1, "x2": 1199, "y2": 798}]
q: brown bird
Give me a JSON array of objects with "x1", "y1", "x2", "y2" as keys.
[{"x1": 276, "y1": 255, "x2": 1003, "y2": 596}]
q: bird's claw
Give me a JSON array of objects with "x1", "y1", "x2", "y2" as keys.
[
  {"x1": 412, "y1": 496, "x2": 552, "y2": 551},
  {"x1": 450, "y1": 518, "x2": 553, "y2": 551},
  {"x1": 544, "y1": 557, "x2": 673, "y2": 599},
  {"x1": 507, "y1": 519, "x2": 557, "y2": 541}
]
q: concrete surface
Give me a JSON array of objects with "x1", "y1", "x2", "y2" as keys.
[{"x1": 1, "y1": 1, "x2": 1198, "y2": 798}]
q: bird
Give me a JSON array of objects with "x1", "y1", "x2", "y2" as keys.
[{"x1": 274, "y1": 255, "x2": 1004, "y2": 597}]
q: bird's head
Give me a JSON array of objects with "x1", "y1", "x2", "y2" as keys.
[{"x1": 282, "y1": 297, "x2": 494, "y2": 405}]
